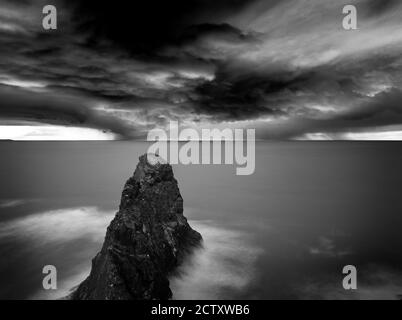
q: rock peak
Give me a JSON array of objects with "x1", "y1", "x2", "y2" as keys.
[
  {"x1": 132, "y1": 154, "x2": 173, "y2": 186},
  {"x1": 144, "y1": 153, "x2": 168, "y2": 166},
  {"x1": 73, "y1": 153, "x2": 202, "y2": 300}
]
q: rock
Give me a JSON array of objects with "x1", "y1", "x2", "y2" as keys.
[{"x1": 72, "y1": 153, "x2": 202, "y2": 300}]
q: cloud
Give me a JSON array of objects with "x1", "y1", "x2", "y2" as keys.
[
  {"x1": 0, "y1": 0, "x2": 402, "y2": 139},
  {"x1": 0, "y1": 125, "x2": 116, "y2": 140}
]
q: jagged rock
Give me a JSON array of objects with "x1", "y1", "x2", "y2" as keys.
[{"x1": 72, "y1": 154, "x2": 202, "y2": 300}]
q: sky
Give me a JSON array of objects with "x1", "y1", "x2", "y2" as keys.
[{"x1": 0, "y1": 0, "x2": 402, "y2": 140}]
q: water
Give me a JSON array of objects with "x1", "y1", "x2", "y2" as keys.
[{"x1": 1, "y1": 141, "x2": 402, "y2": 300}]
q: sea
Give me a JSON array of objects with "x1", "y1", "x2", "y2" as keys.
[{"x1": 0, "y1": 141, "x2": 402, "y2": 300}]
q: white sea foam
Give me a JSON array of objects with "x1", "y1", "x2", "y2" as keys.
[
  {"x1": 170, "y1": 220, "x2": 263, "y2": 300},
  {"x1": 0, "y1": 199, "x2": 29, "y2": 208},
  {"x1": 0, "y1": 207, "x2": 114, "y2": 300},
  {"x1": 299, "y1": 267, "x2": 402, "y2": 300},
  {"x1": 0, "y1": 206, "x2": 114, "y2": 244},
  {"x1": 0, "y1": 207, "x2": 262, "y2": 300}
]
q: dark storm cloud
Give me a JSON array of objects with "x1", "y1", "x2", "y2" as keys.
[
  {"x1": 192, "y1": 73, "x2": 285, "y2": 121},
  {"x1": 71, "y1": 0, "x2": 255, "y2": 54},
  {"x1": 0, "y1": 84, "x2": 136, "y2": 138},
  {"x1": 364, "y1": 0, "x2": 400, "y2": 16},
  {"x1": 0, "y1": 0, "x2": 402, "y2": 139},
  {"x1": 256, "y1": 89, "x2": 402, "y2": 140}
]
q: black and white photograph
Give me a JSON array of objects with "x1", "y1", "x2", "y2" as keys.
[{"x1": 1, "y1": 0, "x2": 402, "y2": 307}]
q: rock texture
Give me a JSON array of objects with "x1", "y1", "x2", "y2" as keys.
[{"x1": 73, "y1": 154, "x2": 202, "y2": 300}]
